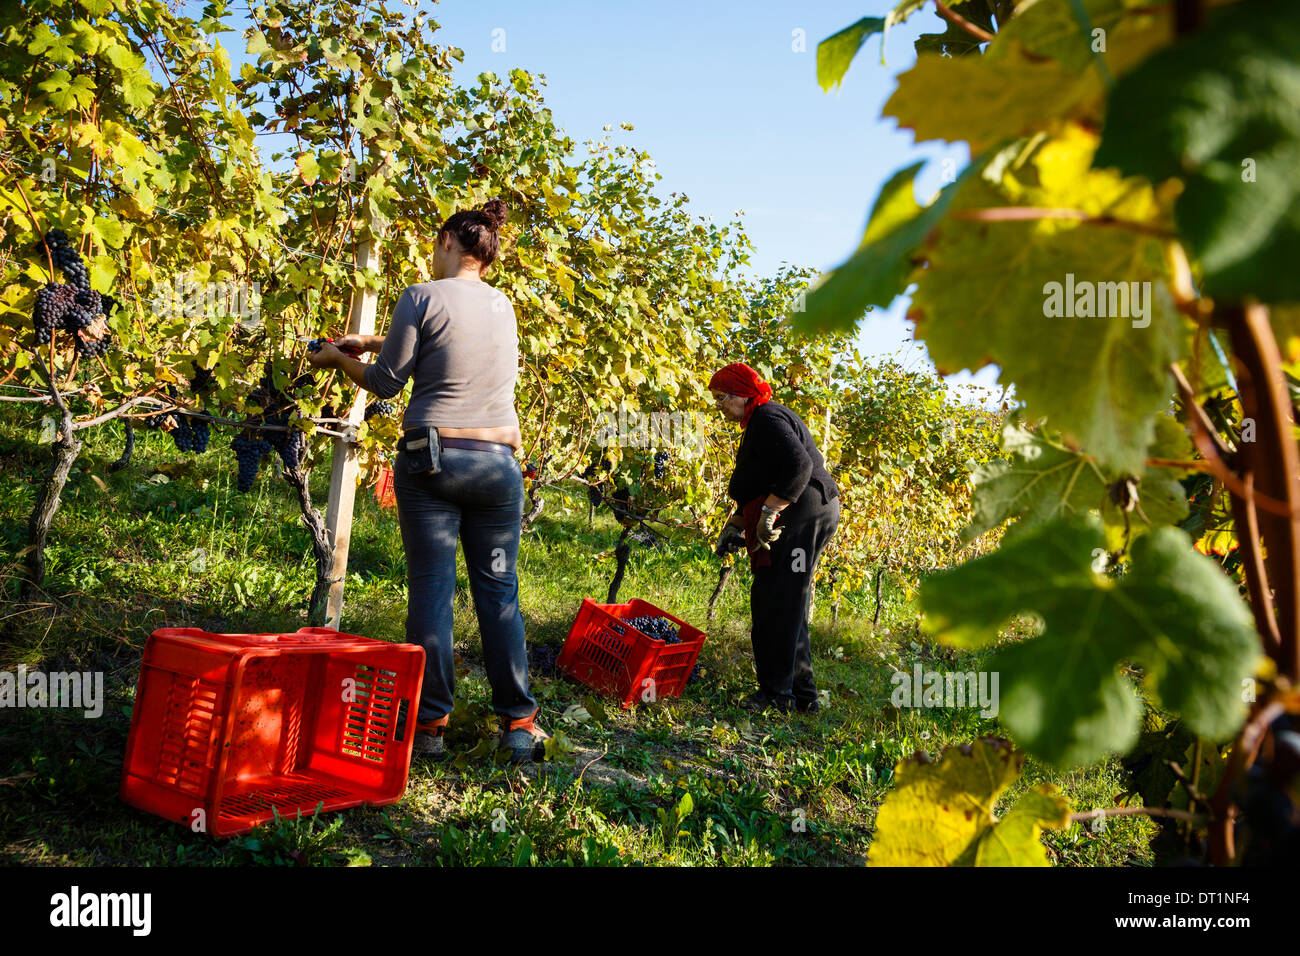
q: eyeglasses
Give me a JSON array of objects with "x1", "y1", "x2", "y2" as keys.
[{"x1": 712, "y1": 393, "x2": 732, "y2": 406}]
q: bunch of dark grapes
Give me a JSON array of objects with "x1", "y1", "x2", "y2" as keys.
[
  {"x1": 35, "y1": 230, "x2": 114, "y2": 357},
  {"x1": 528, "y1": 644, "x2": 561, "y2": 677},
  {"x1": 251, "y1": 370, "x2": 314, "y2": 473},
  {"x1": 275, "y1": 427, "x2": 306, "y2": 472},
  {"x1": 231, "y1": 432, "x2": 273, "y2": 492},
  {"x1": 629, "y1": 526, "x2": 662, "y2": 550},
  {"x1": 171, "y1": 418, "x2": 210, "y2": 453},
  {"x1": 653, "y1": 450, "x2": 670, "y2": 480},
  {"x1": 627, "y1": 615, "x2": 682, "y2": 645},
  {"x1": 364, "y1": 400, "x2": 395, "y2": 421},
  {"x1": 141, "y1": 406, "x2": 174, "y2": 430},
  {"x1": 190, "y1": 363, "x2": 214, "y2": 394},
  {"x1": 32, "y1": 283, "x2": 76, "y2": 345},
  {"x1": 46, "y1": 229, "x2": 89, "y2": 293},
  {"x1": 142, "y1": 386, "x2": 182, "y2": 441},
  {"x1": 305, "y1": 338, "x2": 327, "y2": 352}
]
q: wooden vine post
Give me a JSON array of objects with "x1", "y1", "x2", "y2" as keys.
[{"x1": 323, "y1": 223, "x2": 382, "y2": 629}]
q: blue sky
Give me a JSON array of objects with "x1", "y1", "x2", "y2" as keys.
[{"x1": 416, "y1": 0, "x2": 1001, "y2": 398}]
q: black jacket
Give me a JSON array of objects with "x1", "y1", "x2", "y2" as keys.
[{"x1": 727, "y1": 401, "x2": 839, "y2": 524}]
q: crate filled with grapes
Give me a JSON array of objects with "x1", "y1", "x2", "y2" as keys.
[{"x1": 556, "y1": 598, "x2": 705, "y2": 708}]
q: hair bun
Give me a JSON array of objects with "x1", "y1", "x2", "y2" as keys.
[{"x1": 481, "y1": 198, "x2": 508, "y2": 229}]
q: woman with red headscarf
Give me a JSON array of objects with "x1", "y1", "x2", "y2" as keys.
[{"x1": 709, "y1": 362, "x2": 840, "y2": 714}]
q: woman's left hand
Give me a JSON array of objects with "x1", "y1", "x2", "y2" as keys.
[
  {"x1": 307, "y1": 341, "x2": 342, "y2": 369},
  {"x1": 756, "y1": 507, "x2": 783, "y2": 549}
]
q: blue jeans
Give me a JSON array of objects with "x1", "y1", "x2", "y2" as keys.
[{"x1": 394, "y1": 446, "x2": 537, "y2": 723}]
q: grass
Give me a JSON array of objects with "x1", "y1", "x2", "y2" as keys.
[{"x1": 0, "y1": 404, "x2": 1156, "y2": 866}]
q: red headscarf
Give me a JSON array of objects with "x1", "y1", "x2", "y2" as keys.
[{"x1": 708, "y1": 362, "x2": 772, "y2": 428}]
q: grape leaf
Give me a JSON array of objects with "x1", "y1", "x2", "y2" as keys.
[
  {"x1": 1094, "y1": 0, "x2": 1300, "y2": 301},
  {"x1": 909, "y1": 170, "x2": 1181, "y2": 474},
  {"x1": 885, "y1": 45, "x2": 1097, "y2": 154},
  {"x1": 37, "y1": 71, "x2": 96, "y2": 113},
  {"x1": 889, "y1": 4, "x2": 1172, "y2": 152},
  {"x1": 964, "y1": 420, "x2": 1189, "y2": 542},
  {"x1": 296, "y1": 151, "x2": 320, "y2": 186},
  {"x1": 914, "y1": 0, "x2": 996, "y2": 59},
  {"x1": 990, "y1": 0, "x2": 1169, "y2": 74},
  {"x1": 816, "y1": 17, "x2": 885, "y2": 92},
  {"x1": 867, "y1": 738, "x2": 1069, "y2": 866},
  {"x1": 921, "y1": 518, "x2": 1258, "y2": 767}
]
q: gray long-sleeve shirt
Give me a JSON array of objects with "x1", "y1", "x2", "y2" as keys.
[{"x1": 364, "y1": 278, "x2": 520, "y2": 430}]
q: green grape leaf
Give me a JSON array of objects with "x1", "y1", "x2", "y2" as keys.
[
  {"x1": 793, "y1": 159, "x2": 983, "y2": 336},
  {"x1": 27, "y1": 24, "x2": 79, "y2": 65},
  {"x1": 867, "y1": 738, "x2": 1070, "y2": 866},
  {"x1": 990, "y1": 0, "x2": 1153, "y2": 73},
  {"x1": 914, "y1": 0, "x2": 995, "y2": 59},
  {"x1": 37, "y1": 70, "x2": 96, "y2": 113},
  {"x1": 1094, "y1": 0, "x2": 1300, "y2": 301},
  {"x1": 816, "y1": 17, "x2": 885, "y2": 92},
  {"x1": 921, "y1": 518, "x2": 1258, "y2": 767},
  {"x1": 964, "y1": 420, "x2": 1189, "y2": 542},
  {"x1": 909, "y1": 173, "x2": 1182, "y2": 474},
  {"x1": 296, "y1": 151, "x2": 320, "y2": 186}
]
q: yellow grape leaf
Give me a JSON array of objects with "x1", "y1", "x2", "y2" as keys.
[
  {"x1": 884, "y1": 45, "x2": 1099, "y2": 154},
  {"x1": 1001, "y1": 124, "x2": 1172, "y2": 222},
  {"x1": 868, "y1": 738, "x2": 1070, "y2": 867}
]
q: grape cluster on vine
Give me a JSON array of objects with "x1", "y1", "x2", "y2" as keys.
[
  {"x1": 34, "y1": 230, "x2": 115, "y2": 358},
  {"x1": 251, "y1": 369, "x2": 312, "y2": 474},
  {"x1": 231, "y1": 432, "x2": 274, "y2": 492},
  {"x1": 627, "y1": 615, "x2": 682, "y2": 645},
  {"x1": 171, "y1": 418, "x2": 211, "y2": 453},
  {"x1": 364, "y1": 400, "x2": 394, "y2": 421},
  {"x1": 653, "y1": 450, "x2": 670, "y2": 480}
]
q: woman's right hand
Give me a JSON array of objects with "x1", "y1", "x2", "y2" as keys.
[
  {"x1": 334, "y1": 333, "x2": 382, "y2": 354},
  {"x1": 715, "y1": 524, "x2": 746, "y2": 558}
]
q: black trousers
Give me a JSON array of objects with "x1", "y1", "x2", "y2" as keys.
[{"x1": 749, "y1": 496, "x2": 840, "y2": 704}]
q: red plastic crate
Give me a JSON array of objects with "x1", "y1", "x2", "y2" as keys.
[
  {"x1": 556, "y1": 599, "x2": 705, "y2": 708},
  {"x1": 374, "y1": 466, "x2": 396, "y2": 508},
  {"x1": 120, "y1": 627, "x2": 424, "y2": 837}
]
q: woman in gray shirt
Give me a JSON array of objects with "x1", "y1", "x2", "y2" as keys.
[{"x1": 308, "y1": 199, "x2": 547, "y2": 763}]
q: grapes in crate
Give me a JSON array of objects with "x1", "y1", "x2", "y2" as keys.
[{"x1": 627, "y1": 614, "x2": 682, "y2": 645}]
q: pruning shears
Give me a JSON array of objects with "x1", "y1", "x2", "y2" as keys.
[{"x1": 298, "y1": 336, "x2": 363, "y2": 357}]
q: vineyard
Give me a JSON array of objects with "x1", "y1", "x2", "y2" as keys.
[{"x1": 0, "y1": 0, "x2": 1296, "y2": 884}]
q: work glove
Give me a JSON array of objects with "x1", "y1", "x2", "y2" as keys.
[
  {"x1": 756, "y1": 507, "x2": 783, "y2": 551},
  {"x1": 714, "y1": 523, "x2": 746, "y2": 558}
]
